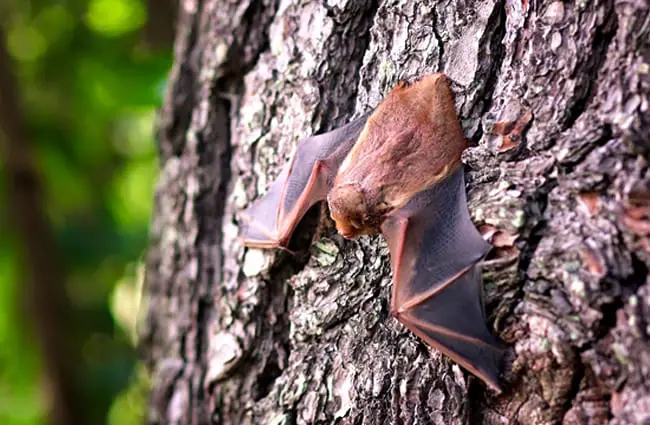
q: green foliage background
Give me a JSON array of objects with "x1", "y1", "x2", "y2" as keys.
[{"x1": 0, "y1": 0, "x2": 173, "y2": 423}]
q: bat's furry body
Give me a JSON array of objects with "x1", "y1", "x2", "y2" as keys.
[{"x1": 240, "y1": 74, "x2": 505, "y2": 392}]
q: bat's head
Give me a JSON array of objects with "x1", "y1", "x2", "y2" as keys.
[{"x1": 327, "y1": 183, "x2": 386, "y2": 239}]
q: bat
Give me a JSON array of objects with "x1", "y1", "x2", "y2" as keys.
[{"x1": 240, "y1": 74, "x2": 505, "y2": 392}]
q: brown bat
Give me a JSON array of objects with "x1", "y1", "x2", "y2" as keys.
[{"x1": 240, "y1": 74, "x2": 505, "y2": 392}]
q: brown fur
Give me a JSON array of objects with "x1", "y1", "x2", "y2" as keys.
[{"x1": 327, "y1": 73, "x2": 467, "y2": 238}]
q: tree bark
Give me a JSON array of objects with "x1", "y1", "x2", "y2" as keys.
[{"x1": 141, "y1": 1, "x2": 650, "y2": 424}]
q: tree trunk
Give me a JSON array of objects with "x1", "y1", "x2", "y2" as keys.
[{"x1": 141, "y1": 1, "x2": 650, "y2": 424}]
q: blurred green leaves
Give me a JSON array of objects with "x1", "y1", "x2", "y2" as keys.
[
  {"x1": 6, "y1": 4, "x2": 74, "y2": 62},
  {"x1": 1, "y1": 0, "x2": 173, "y2": 424},
  {"x1": 86, "y1": 0, "x2": 146, "y2": 37},
  {"x1": 0, "y1": 249, "x2": 44, "y2": 425}
]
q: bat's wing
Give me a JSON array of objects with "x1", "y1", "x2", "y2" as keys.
[
  {"x1": 381, "y1": 166, "x2": 505, "y2": 392},
  {"x1": 241, "y1": 114, "x2": 369, "y2": 248}
]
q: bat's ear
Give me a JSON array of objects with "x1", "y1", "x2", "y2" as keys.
[{"x1": 395, "y1": 80, "x2": 409, "y2": 89}]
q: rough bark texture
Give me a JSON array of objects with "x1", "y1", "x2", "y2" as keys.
[{"x1": 141, "y1": 0, "x2": 650, "y2": 424}]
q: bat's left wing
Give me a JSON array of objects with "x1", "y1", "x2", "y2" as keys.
[
  {"x1": 241, "y1": 114, "x2": 370, "y2": 248},
  {"x1": 381, "y1": 166, "x2": 505, "y2": 392}
]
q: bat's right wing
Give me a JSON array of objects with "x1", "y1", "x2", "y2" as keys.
[
  {"x1": 241, "y1": 114, "x2": 369, "y2": 248},
  {"x1": 381, "y1": 166, "x2": 505, "y2": 392}
]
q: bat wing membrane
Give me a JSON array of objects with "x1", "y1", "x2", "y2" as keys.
[
  {"x1": 241, "y1": 114, "x2": 369, "y2": 247},
  {"x1": 239, "y1": 167, "x2": 291, "y2": 247},
  {"x1": 381, "y1": 167, "x2": 505, "y2": 391}
]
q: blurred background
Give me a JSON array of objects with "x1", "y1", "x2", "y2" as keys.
[{"x1": 0, "y1": 0, "x2": 176, "y2": 424}]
